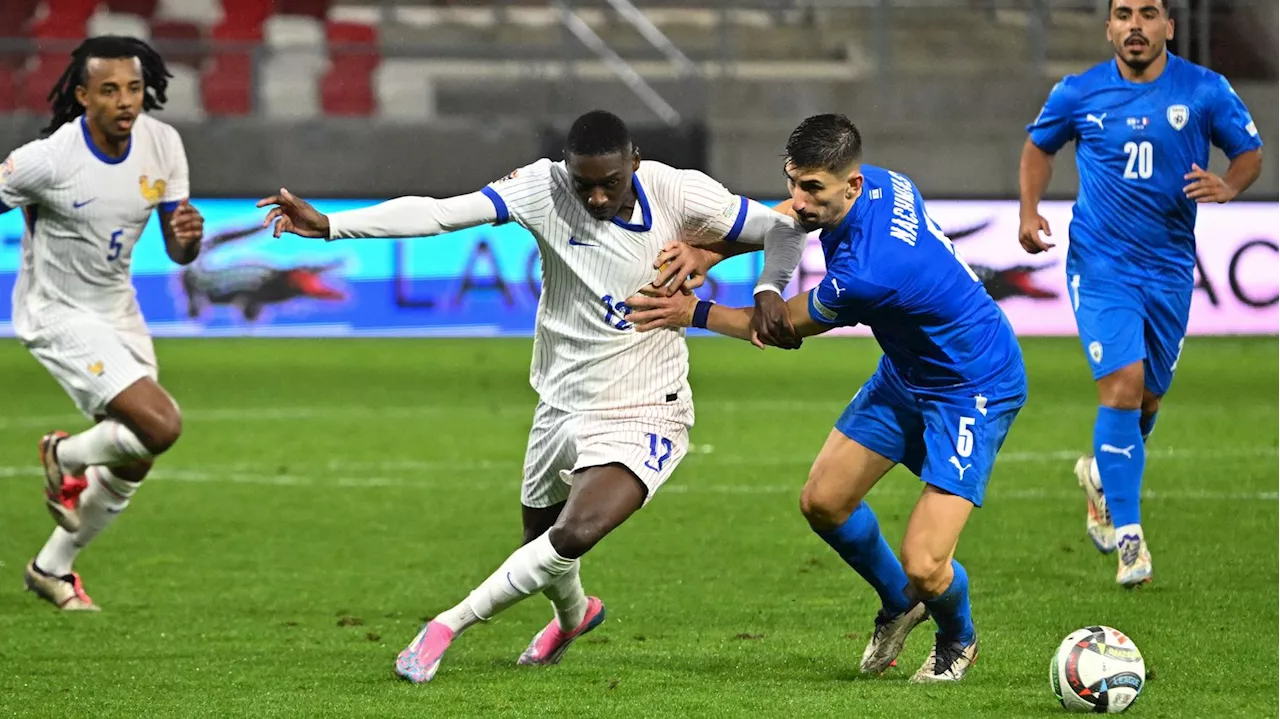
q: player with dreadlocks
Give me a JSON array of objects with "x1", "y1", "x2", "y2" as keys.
[{"x1": 1, "y1": 36, "x2": 204, "y2": 611}]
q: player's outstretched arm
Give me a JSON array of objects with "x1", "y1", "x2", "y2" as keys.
[
  {"x1": 257, "y1": 188, "x2": 499, "y2": 240},
  {"x1": 626, "y1": 290, "x2": 824, "y2": 349},
  {"x1": 1017, "y1": 138, "x2": 1056, "y2": 254}
]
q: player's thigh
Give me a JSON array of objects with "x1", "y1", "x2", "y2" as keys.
[
  {"x1": 570, "y1": 411, "x2": 690, "y2": 506},
  {"x1": 831, "y1": 369, "x2": 925, "y2": 475},
  {"x1": 521, "y1": 402, "x2": 578, "y2": 509},
  {"x1": 919, "y1": 391, "x2": 1023, "y2": 509},
  {"x1": 22, "y1": 316, "x2": 155, "y2": 419},
  {"x1": 802, "y1": 429, "x2": 896, "y2": 527},
  {"x1": 1069, "y1": 273, "x2": 1146, "y2": 382},
  {"x1": 1140, "y1": 283, "x2": 1192, "y2": 397}
]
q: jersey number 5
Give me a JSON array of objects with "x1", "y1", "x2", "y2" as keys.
[
  {"x1": 107, "y1": 229, "x2": 124, "y2": 262},
  {"x1": 1123, "y1": 141, "x2": 1154, "y2": 180},
  {"x1": 956, "y1": 416, "x2": 976, "y2": 458}
]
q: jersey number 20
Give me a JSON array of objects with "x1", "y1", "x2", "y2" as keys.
[{"x1": 1123, "y1": 141, "x2": 1154, "y2": 180}]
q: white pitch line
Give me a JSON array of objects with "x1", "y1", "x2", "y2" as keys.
[
  {"x1": 0, "y1": 445, "x2": 1273, "y2": 501},
  {"x1": 0, "y1": 399, "x2": 1268, "y2": 431}
]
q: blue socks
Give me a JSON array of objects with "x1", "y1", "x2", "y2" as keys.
[
  {"x1": 815, "y1": 503, "x2": 912, "y2": 616},
  {"x1": 1140, "y1": 411, "x2": 1158, "y2": 443},
  {"x1": 922, "y1": 559, "x2": 975, "y2": 644},
  {"x1": 1095, "y1": 406, "x2": 1145, "y2": 528}
]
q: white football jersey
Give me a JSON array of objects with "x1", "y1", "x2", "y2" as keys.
[
  {"x1": 484, "y1": 159, "x2": 749, "y2": 414},
  {"x1": 0, "y1": 113, "x2": 189, "y2": 336}
]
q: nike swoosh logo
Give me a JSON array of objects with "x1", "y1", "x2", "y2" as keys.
[
  {"x1": 73, "y1": 198, "x2": 96, "y2": 209},
  {"x1": 568, "y1": 237, "x2": 597, "y2": 247}
]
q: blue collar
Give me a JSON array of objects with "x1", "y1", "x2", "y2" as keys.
[
  {"x1": 81, "y1": 115, "x2": 131, "y2": 165},
  {"x1": 611, "y1": 175, "x2": 652, "y2": 232}
]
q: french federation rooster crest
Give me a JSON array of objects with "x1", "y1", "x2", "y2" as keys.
[{"x1": 179, "y1": 224, "x2": 346, "y2": 323}]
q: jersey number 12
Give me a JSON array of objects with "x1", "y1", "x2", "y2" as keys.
[{"x1": 1123, "y1": 141, "x2": 1154, "y2": 180}]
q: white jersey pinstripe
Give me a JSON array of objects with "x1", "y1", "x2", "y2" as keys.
[{"x1": 483, "y1": 159, "x2": 749, "y2": 417}]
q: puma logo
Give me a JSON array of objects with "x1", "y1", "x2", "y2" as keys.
[
  {"x1": 1100, "y1": 443, "x2": 1135, "y2": 459},
  {"x1": 1086, "y1": 112, "x2": 1107, "y2": 130},
  {"x1": 948, "y1": 456, "x2": 972, "y2": 481}
]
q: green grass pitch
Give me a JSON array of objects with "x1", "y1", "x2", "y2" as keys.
[{"x1": 0, "y1": 336, "x2": 1275, "y2": 718}]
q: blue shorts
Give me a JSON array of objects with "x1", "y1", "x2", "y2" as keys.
[
  {"x1": 833, "y1": 362, "x2": 1026, "y2": 508},
  {"x1": 1067, "y1": 272, "x2": 1191, "y2": 397}
]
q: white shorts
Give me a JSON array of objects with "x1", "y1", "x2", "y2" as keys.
[
  {"x1": 521, "y1": 400, "x2": 694, "y2": 508},
  {"x1": 21, "y1": 313, "x2": 158, "y2": 418}
]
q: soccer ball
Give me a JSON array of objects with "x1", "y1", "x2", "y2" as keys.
[{"x1": 1050, "y1": 626, "x2": 1145, "y2": 713}]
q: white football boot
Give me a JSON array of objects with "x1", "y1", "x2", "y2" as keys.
[
  {"x1": 1115, "y1": 530, "x2": 1153, "y2": 588},
  {"x1": 1075, "y1": 455, "x2": 1116, "y2": 554}
]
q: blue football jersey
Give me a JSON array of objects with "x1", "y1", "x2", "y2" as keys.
[
  {"x1": 807, "y1": 166, "x2": 1023, "y2": 390},
  {"x1": 1027, "y1": 52, "x2": 1262, "y2": 286}
]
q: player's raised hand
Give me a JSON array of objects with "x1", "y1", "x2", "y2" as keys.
[
  {"x1": 257, "y1": 188, "x2": 331, "y2": 238},
  {"x1": 168, "y1": 199, "x2": 204, "y2": 245},
  {"x1": 1183, "y1": 164, "x2": 1236, "y2": 204},
  {"x1": 625, "y1": 291, "x2": 697, "y2": 332},
  {"x1": 750, "y1": 291, "x2": 801, "y2": 350},
  {"x1": 1017, "y1": 211, "x2": 1055, "y2": 254},
  {"x1": 652, "y1": 242, "x2": 717, "y2": 296}
]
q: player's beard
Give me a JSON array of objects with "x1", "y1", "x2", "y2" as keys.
[{"x1": 1116, "y1": 35, "x2": 1159, "y2": 72}]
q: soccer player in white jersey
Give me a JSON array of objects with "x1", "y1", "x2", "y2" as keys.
[
  {"x1": 258, "y1": 110, "x2": 807, "y2": 683},
  {"x1": 0, "y1": 37, "x2": 204, "y2": 611}
]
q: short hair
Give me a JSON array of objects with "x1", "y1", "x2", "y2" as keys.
[
  {"x1": 785, "y1": 114, "x2": 863, "y2": 173},
  {"x1": 564, "y1": 110, "x2": 632, "y2": 157},
  {"x1": 43, "y1": 35, "x2": 171, "y2": 135},
  {"x1": 1109, "y1": 0, "x2": 1168, "y2": 12}
]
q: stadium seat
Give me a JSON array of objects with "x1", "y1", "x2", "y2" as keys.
[
  {"x1": 88, "y1": 12, "x2": 153, "y2": 42},
  {"x1": 105, "y1": 0, "x2": 160, "y2": 16},
  {"x1": 31, "y1": 0, "x2": 99, "y2": 39},
  {"x1": 260, "y1": 52, "x2": 326, "y2": 120},
  {"x1": 161, "y1": 63, "x2": 205, "y2": 120},
  {"x1": 321, "y1": 21, "x2": 377, "y2": 116},
  {"x1": 201, "y1": 22, "x2": 259, "y2": 116},
  {"x1": 218, "y1": 0, "x2": 272, "y2": 31},
  {"x1": 374, "y1": 60, "x2": 437, "y2": 122},
  {"x1": 0, "y1": 0, "x2": 41, "y2": 32},
  {"x1": 274, "y1": 0, "x2": 330, "y2": 20},
  {"x1": 20, "y1": 55, "x2": 68, "y2": 113},
  {"x1": 264, "y1": 14, "x2": 326, "y2": 50},
  {"x1": 150, "y1": 19, "x2": 205, "y2": 68},
  {"x1": 0, "y1": 65, "x2": 17, "y2": 112},
  {"x1": 155, "y1": 0, "x2": 222, "y2": 25}
]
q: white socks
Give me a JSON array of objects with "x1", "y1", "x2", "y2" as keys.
[
  {"x1": 543, "y1": 560, "x2": 588, "y2": 630},
  {"x1": 35, "y1": 467, "x2": 138, "y2": 576},
  {"x1": 57, "y1": 420, "x2": 152, "y2": 474},
  {"x1": 434, "y1": 532, "x2": 576, "y2": 634}
]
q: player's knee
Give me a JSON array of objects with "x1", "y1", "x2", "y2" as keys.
[
  {"x1": 135, "y1": 402, "x2": 183, "y2": 455},
  {"x1": 900, "y1": 546, "x2": 950, "y2": 598},
  {"x1": 547, "y1": 520, "x2": 605, "y2": 560},
  {"x1": 1097, "y1": 363, "x2": 1144, "y2": 409},
  {"x1": 1141, "y1": 391, "x2": 1161, "y2": 417},
  {"x1": 799, "y1": 476, "x2": 855, "y2": 531},
  {"x1": 112, "y1": 460, "x2": 153, "y2": 483}
]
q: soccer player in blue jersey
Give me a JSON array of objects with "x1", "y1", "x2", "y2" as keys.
[
  {"x1": 1018, "y1": 0, "x2": 1263, "y2": 587},
  {"x1": 627, "y1": 114, "x2": 1027, "y2": 682}
]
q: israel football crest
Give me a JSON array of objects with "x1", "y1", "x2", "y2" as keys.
[{"x1": 1167, "y1": 104, "x2": 1189, "y2": 131}]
